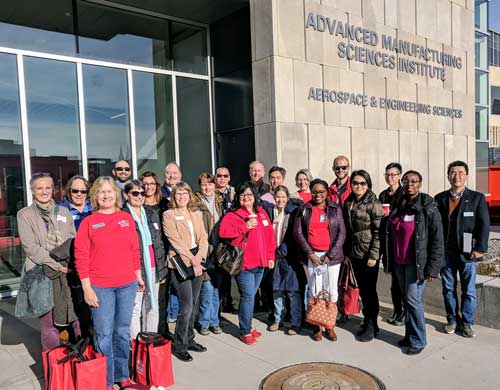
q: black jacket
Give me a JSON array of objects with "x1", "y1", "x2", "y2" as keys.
[
  {"x1": 434, "y1": 188, "x2": 490, "y2": 260},
  {"x1": 384, "y1": 193, "x2": 444, "y2": 280}
]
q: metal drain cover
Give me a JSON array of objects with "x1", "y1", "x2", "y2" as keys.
[{"x1": 260, "y1": 362, "x2": 385, "y2": 390}]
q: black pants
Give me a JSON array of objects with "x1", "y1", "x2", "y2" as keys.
[
  {"x1": 390, "y1": 271, "x2": 405, "y2": 315},
  {"x1": 351, "y1": 258, "x2": 380, "y2": 325},
  {"x1": 170, "y1": 271, "x2": 203, "y2": 353},
  {"x1": 157, "y1": 281, "x2": 168, "y2": 336},
  {"x1": 219, "y1": 271, "x2": 234, "y2": 309}
]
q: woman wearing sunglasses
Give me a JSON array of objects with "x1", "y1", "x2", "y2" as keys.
[
  {"x1": 58, "y1": 175, "x2": 93, "y2": 231},
  {"x1": 384, "y1": 170, "x2": 444, "y2": 355},
  {"x1": 344, "y1": 170, "x2": 385, "y2": 342},
  {"x1": 122, "y1": 179, "x2": 166, "y2": 340}
]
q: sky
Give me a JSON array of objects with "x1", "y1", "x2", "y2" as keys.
[{"x1": 492, "y1": 0, "x2": 500, "y2": 33}]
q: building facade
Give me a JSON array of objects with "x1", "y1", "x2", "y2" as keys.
[{"x1": 0, "y1": 0, "x2": 477, "y2": 291}]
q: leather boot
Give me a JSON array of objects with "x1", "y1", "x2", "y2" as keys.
[
  {"x1": 325, "y1": 328, "x2": 337, "y2": 341},
  {"x1": 357, "y1": 321, "x2": 376, "y2": 342},
  {"x1": 312, "y1": 326, "x2": 323, "y2": 341}
]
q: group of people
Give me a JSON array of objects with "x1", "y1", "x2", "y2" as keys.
[{"x1": 17, "y1": 155, "x2": 489, "y2": 389}]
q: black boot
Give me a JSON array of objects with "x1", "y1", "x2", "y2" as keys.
[{"x1": 357, "y1": 320, "x2": 377, "y2": 342}]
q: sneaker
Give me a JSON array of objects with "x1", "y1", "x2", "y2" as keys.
[
  {"x1": 199, "y1": 328, "x2": 210, "y2": 336},
  {"x1": 287, "y1": 326, "x2": 300, "y2": 335},
  {"x1": 268, "y1": 322, "x2": 280, "y2": 332},
  {"x1": 392, "y1": 312, "x2": 405, "y2": 326},
  {"x1": 251, "y1": 329, "x2": 262, "y2": 338},
  {"x1": 210, "y1": 325, "x2": 222, "y2": 334},
  {"x1": 397, "y1": 337, "x2": 410, "y2": 347},
  {"x1": 444, "y1": 322, "x2": 457, "y2": 334},
  {"x1": 167, "y1": 317, "x2": 177, "y2": 323},
  {"x1": 239, "y1": 334, "x2": 257, "y2": 345},
  {"x1": 405, "y1": 346, "x2": 424, "y2": 355},
  {"x1": 462, "y1": 324, "x2": 476, "y2": 338}
]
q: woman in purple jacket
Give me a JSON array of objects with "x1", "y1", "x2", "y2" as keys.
[{"x1": 294, "y1": 179, "x2": 346, "y2": 342}]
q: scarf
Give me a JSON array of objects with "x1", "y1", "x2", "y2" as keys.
[
  {"x1": 34, "y1": 199, "x2": 63, "y2": 251},
  {"x1": 127, "y1": 204, "x2": 156, "y2": 309}
]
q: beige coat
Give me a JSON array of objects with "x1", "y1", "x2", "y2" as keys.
[
  {"x1": 17, "y1": 203, "x2": 76, "y2": 271},
  {"x1": 162, "y1": 208, "x2": 208, "y2": 268}
]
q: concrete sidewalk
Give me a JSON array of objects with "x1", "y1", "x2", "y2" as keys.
[{"x1": 1, "y1": 298, "x2": 500, "y2": 390}]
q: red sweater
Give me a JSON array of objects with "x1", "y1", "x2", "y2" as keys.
[
  {"x1": 308, "y1": 206, "x2": 331, "y2": 251},
  {"x1": 75, "y1": 211, "x2": 140, "y2": 288},
  {"x1": 218, "y1": 207, "x2": 277, "y2": 270}
]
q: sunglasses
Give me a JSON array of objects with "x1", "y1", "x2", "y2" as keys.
[
  {"x1": 71, "y1": 189, "x2": 88, "y2": 194},
  {"x1": 114, "y1": 167, "x2": 130, "y2": 172},
  {"x1": 216, "y1": 174, "x2": 230, "y2": 178},
  {"x1": 130, "y1": 191, "x2": 145, "y2": 197},
  {"x1": 334, "y1": 166, "x2": 348, "y2": 171},
  {"x1": 352, "y1": 181, "x2": 367, "y2": 187}
]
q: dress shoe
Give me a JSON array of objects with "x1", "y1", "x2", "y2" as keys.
[
  {"x1": 118, "y1": 379, "x2": 150, "y2": 390},
  {"x1": 188, "y1": 342, "x2": 207, "y2": 352},
  {"x1": 325, "y1": 328, "x2": 338, "y2": 341},
  {"x1": 397, "y1": 337, "x2": 410, "y2": 347},
  {"x1": 312, "y1": 326, "x2": 323, "y2": 341},
  {"x1": 405, "y1": 346, "x2": 424, "y2": 355},
  {"x1": 172, "y1": 350, "x2": 193, "y2": 362}
]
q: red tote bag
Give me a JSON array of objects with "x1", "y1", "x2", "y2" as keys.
[
  {"x1": 338, "y1": 257, "x2": 361, "y2": 315},
  {"x1": 132, "y1": 332, "x2": 174, "y2": 388},
  {"x1": 43, "y1": 339, "x2": 107, "y2": 390}
]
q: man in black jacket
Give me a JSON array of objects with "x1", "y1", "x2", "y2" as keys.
[{"x1": 435, "y1": 161, "x2": 490, "y2": 338}]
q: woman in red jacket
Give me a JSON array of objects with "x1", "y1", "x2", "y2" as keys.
[
  {"x1": 218, "y1": 182, "x2": 277, "y2": 345},
  {"x1": 75, "y1": 176, "x2": 145, "y2": 390}
]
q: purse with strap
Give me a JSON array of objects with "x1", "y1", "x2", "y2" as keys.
[
  {"x1": 338, "y1": 257, "x2": 360, "y2": 315},
  {"x1": 305, "y1": 267, "x2": 338, "y2": 330}
]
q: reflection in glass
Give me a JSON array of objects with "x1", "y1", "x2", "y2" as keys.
[
  {"x1": 475, "y1": 70, "x2": 488, "y2": 106},
  {"x1": 0, "y1": 0, "x2": 76, "y2": 56},
  {"x1": 176, "y1": 77, "x2": 211, "y2": 185},
  {"x1": 24, "y1": 57, "x2": 82, "y2": 201},
  {"x1": 83, "y1": 65, "x2": 131, "y2": 181},
  {"x1": 475, "y1": 106, "x2": 488, "y2": 141},
  {"x1": 0, "y1": 53, "x2": 26, "y2": 283},
  {"x1": 171, "y1": 22, "x2": 207, "y2": 75},
  {"x1": 133, "y1": 72, "x2": 175, "y2": 176},
  {"x1": 475, "y1": 32, "x2": 488, "y2": 69}
]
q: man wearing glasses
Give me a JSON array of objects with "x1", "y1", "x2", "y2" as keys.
[
  {"x1": 328, "y1": 155, "x2": 351, "y2": 206},
  {"x1": 112, "y1": 160, "x2": 131, "y2": 202},
  {"x1": 215, "y1": 166, "x2": 234, "y2": 214},
  {"x1": 161, "y1": 162, "x2": 182, "y2": 201},
  {"x1": 435, "y1": 161, "x2": 490, "y2": 338}
]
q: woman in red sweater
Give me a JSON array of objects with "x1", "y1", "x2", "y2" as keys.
[
  {"x1": 75, "y1": 176, "x2": 145, "y2": 390},
  {"x1": 218, "y1": 182, "x2": 277, "y2": 345}
]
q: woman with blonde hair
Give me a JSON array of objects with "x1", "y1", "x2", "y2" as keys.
[
  {"x1": 75, "y1": 176, "x2": 146, "y2": 390},
  {"x1": 291, "y1": 169, "x2": 313, "y2": 203},
  {"x1": 163, "y1": 181, "x2": 208, "y2": 362}
]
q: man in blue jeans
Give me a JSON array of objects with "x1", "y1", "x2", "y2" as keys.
[{"x1": 435, "y1": 161, "x2": 490, "y2": 338}]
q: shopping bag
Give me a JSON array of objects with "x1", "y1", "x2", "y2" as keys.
[
  {"x1": 306, "y1": 289, "x2": 338, "y2": 330},
  {"x1": 42, "y1": 338, "x2": 107, "y2": 390},
  {"x1": 132, "y1": 332, "x2": 174, "y2": 388},
  {"x1": 338, "y1": 257, "x2": 360, "y2": 315}
]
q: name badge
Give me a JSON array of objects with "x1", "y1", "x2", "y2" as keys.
[
  {"x1": 175, "y1": 216, "x2": 185, "y2": 221},
  {"x1": 72, "y1": 215, "x2": 79, "y2": 220},
  {"x1": 56, "y1": 215, "x2": 67, "y2": 223},
  {"x1": 464, "y1": 211, "x2": 474, "y2": 217},
  {"x1": 92, "y1": 222, "x2": 105, "y2": 229},
  {"x1": 320, "y1": 214, "x2": 327, "y2": 223},
  {"x1": 262, "y1": 219, "x2": 269, "y2": 227},
  {"x1": 153, "y1": 222, "x2": 159, "y2": 230},
  {"x1": 403, "y1": 215, "x2": 415, "y2": 222}
]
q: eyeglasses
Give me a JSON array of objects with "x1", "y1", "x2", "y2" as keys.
[
  {"x1": 334, "y1": 166, "x2": 348, "y2": 171},
  {"x1": 352, "y1": 181, "x2": 367, "y2": 187},
  {"x1": 129, "y1": 191, "x2": 145, "y2": 197},
  {"x1": 402, "y1": 180, "x2": 421, "y2": 186},
  {"x1": 216, "y1": 174, "x2": 229, "y2": 178},
  {"x1": 175, "y1": 192, "x2": 189, "y2": 198},
  {"x1": 114, "y1": 167, "x2": 130, "y2": 172},
  {"x1": 71, "y1": 189, "x2": 88, "y2": 194},
  {"x1": 449, "y1": 172, "x2": 467, "y2": 178},
  {"x1": 384, "y1": 173, "x2": 400, "y2": 178},
  {"x1": 311, "y1": 190, "x2": 326, "y2": 195},
  {"x1": 239, "y1": 193, "x2": 254, "y2": 198}
]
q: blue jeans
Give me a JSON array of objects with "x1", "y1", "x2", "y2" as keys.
[
  {"x1": 199, "y1": 280, "x2": 220, "y2": 328},
  {"x1": 91, "y1": 281, "x2": 137, "y2": 386},
  {"x1": 167, "y1": 292, "x2": 179, "y2": 320},
  {"x1": 394, "y1": 264, "x2": 427, "y2": 349},
  {"x1": 441, "y1": 254, "x2": 477, "y2": 325},
  {"x1": 273, "y1": 290, "x2": 302, "y2": 327},
  {"x1": 236, "y1": 267, "x2": 265, "y2": 335}
]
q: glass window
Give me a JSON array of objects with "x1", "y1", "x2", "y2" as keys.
[
  {"x1": 0, "y1": 0, "x2": 76, "y2": 55},
  {"x1": 83, "y1": 65, "x2": 131, "y2": 181},
  {"x1": 492, "y1": 86, "x2": 500, "y2": 115},
  {"x1": 133, "y1": 72, "x2": 175, "y2": 175},
  {"x1": 475, "y1": 70, "x2": 488, "y2": 106},
  {"x1": 0, "y1": 53, "x2": 25, "y2": 284},
  {"x1": 171, "y1": 22, "x2": 207, "y2": 75},
  {"x1": 176, "y1": 77, "x2": 211, "y2": 185},
  {"x1": 475, "y1": 0, "x2": 488, "y2": 32},
  {"x1": 476, "y1": 106, "x2": 488, "y2": 141},
  {"x1": 77, "y1": 1, "x2": 172, "y2": 70},
  {"x1": 475, "y1": 32, "x2": 488, "y2": 69},
  {"x1": 24, "y1": 57, "x2": 82, "y2": 201}
]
